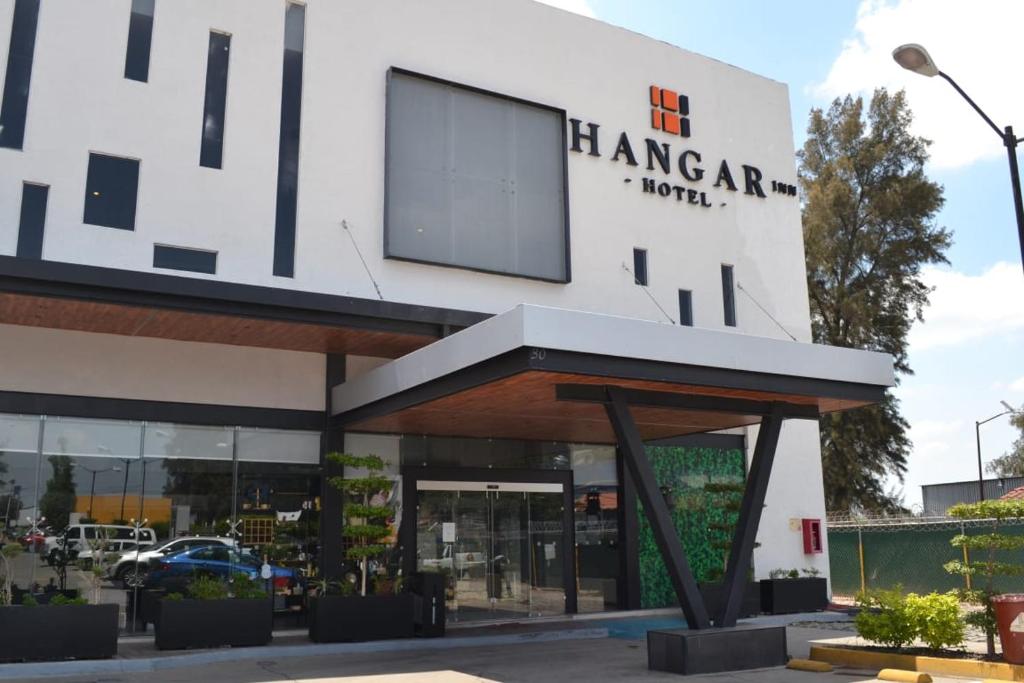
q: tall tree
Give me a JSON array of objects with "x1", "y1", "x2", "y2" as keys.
[
  {"x1": 39, "y1": 455, "x2": 77, "y2": 530},
  {"x1": 799, "y1": 89, "x2": 950, "y2": 513},
  {"x1": 986, "y1": 407, "x2": 1024, "y2": 477}
]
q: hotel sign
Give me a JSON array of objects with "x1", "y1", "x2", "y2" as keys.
[{"x1": 568, "y1": 84, "x2": 797, "y2": 208}]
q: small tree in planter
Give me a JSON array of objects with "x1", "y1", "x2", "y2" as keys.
[
  {"x1": 0, "y1": 541, "x2": 118, "y2": 662},
  {"x1": 944, "y1": 499, "x2": 1024, "y2": 658},
  {"x1": 327, "y1": 452, "x2": 394, "y2": 596},
  {"x1": 309, "y1": 453, "x2": 414, "y2": 642}
]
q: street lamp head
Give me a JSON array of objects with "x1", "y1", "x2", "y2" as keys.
[
  {"x1": 892, "y1": 43, "x2": 939, "y2": 77},
  {"x1": 1002, "y1": 400, "x2": 1018, "y2": 413}
]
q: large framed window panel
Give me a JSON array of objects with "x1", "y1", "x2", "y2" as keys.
[{"x1": 384, "y1": 69, "x2": 570, "y2": 283}]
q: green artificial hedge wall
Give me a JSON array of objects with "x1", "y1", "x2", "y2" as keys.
[{"x1": 637, "y1": 445, "x2": 746, "y2": 608}]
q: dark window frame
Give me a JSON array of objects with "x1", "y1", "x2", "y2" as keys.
[
  {"x1": 677, "y1": 289, "x2": 693, "y2": 327},
  {"x1": 632, "y1": 248, "x2": 648, "y2": 286},
  {"x1": 0, "y1": 0, "x2": 40, "y2": 150},
  {"x1": 124, "y1": 0, "x2": 155, "y2": 82},
  {"x1": 382, "y1": 66, "x2": 572, "y2": 285},
  {"x1": 82, "y1": 152, "x2": 141, "y2": 231},
  {"x1": 721, "y1": 264, "x2": 736, "y2": 327},
  {"x1": 16, "y1": 181, "x2": 48, "y2": 259},
  {"x1": 199, "y1": 30, "x2": 231, "y2": 169},
  {"x1": 153, "y1": 244, "x2": 218, "y2": 274}
]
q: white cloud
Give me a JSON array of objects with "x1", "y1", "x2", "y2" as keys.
[
  {"x1": 532, "y1": 0, "x2": 596, "y2": 18},
  {"x1": 908, "y1": 261, "x2": 1024, "y2": 351},
  {"x1": 814, "y1": 0, "x2": 1024, "y2": 169},
  {"x1": 1011, "y1": 376, "x2": 1024, "y2": 393}
]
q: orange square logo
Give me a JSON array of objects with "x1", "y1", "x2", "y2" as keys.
[{"x1": 650, "y1": 84, "x2": 690, "y2": 138}]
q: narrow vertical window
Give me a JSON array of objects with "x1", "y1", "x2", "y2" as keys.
[
  {"x1": 199, "y1": 31, "x2": 231, "y2": 169},
  {"x1": 124, "y1": 0, "x2": 155, "y2": 82},
  {"x1": 721, "y1": 264, "x2": 736, "y2": 327},
  {"x1": 273, "y1": 3, "x2": 305, "y2": 277},
  {"x1": 16, "y1": 182, "x2": 48, "y2": 259},
  {"x1": 0, "y1": 0, "x2": 40, "y2": 149},
  {"x1": 678, "y1": 289, "x2": 693, "y2": 327},
  {"x1": 632, "y1": 248, "x2": 648, "y2": 286}
]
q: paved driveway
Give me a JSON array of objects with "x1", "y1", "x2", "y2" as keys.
[{"x1": 0, "y1": 627, "x2": 900, "y2": 683}]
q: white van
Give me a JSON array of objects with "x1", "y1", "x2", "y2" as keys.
[{"x1": 44, "y1": 524, "x2": 157, "y2": 565}]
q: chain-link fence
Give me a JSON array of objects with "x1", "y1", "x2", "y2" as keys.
[{"x1": 828, "y1": 516, "x2": 1024, "y2": 597}]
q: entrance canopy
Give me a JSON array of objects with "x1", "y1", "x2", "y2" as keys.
[{"x1": 332, "y1": 304, "x2": 894, "y2": 442}]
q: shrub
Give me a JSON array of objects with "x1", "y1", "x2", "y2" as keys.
[
  {"x1": 855, "y1": 587, "x2": 965, "y2": 651},
  {"x1": 855, "y1": 587, "x2": 917, "y2": 649},
  {"x1": 50, "y1": 593, "x2": 88, "y2": 606},
  {"x1": 906, "y1": 592, "x2": 964, "y2": 650},
  {"x1": 188, "y1": 575, "x2": 229, "y2": 600},
  {"x1": 230, "y1": 573, "x2": 267, "y2": 600}
]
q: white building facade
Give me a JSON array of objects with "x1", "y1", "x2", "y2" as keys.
[{"x1": 0, "y1": 0, "x2": 891, "y2": 628}]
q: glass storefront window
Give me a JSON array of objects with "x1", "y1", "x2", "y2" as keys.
[
  {"x1": 571, "y1": 445, "x2": 620, "y2": 613},
  {"x1": 0, "y1": 413, "x2": 320, "y2": 629}
]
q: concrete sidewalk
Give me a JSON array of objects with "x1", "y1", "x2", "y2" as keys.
[
  {"x1": 0, "y1": 612, "x2": 972, "y2": 683},
  {"x1": 3, "y1": 629, "x2": 864, "y2": 683}
]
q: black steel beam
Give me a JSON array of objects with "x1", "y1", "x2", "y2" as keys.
[
  {"x1": 533, "y1": 349, "x2": 886, "y2": 406},
  {"x1": 320, "y1": 354, "x2": 346, "y2": 580},
  {"x1": 556, "y1": 384, "x2": 820, "y2": 420},
  {"x1": 715, "y1": 404, "x2": 785, "y2": 626},
  {"x1": 604, "y1": 386, "x2": 710, "y2": 629}
]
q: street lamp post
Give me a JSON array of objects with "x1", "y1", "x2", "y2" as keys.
[
  {"x1": 893, "y1": 44, "x2": 1024, "y2": 275},
  {"x1": 73, "y1": 463, "x2": 122, "y2": 520},
  {"x1": 975, "y1": 401, "x2": 1019, "y2": 501}
]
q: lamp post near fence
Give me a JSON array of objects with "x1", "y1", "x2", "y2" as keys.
[
  {"x1": 892, "y1": 44, "x2": 1024, "y2": 276},
  {"x1": 975, "y1": 401, "x2": 1018, "y2": 501}
]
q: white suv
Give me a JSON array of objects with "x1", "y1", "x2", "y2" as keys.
[
  {"x1": 108, "y1": 536, "x2": 236, "y2": 588},
  {"x1": 44, "y1": 524, "x2": 157, "y2": 565}
]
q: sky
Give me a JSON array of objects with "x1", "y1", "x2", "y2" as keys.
[{"x1": 539, "y1": 0, "x2": 1024, "y2": 511}]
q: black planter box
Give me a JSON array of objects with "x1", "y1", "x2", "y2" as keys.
[
  {"x1": 648, "y1": 624, "x2": 787, "y2": 674},
  {"x1": 759, "y1": 577, "x2": 828, "y2": 614},
  {"x1": 155, "y1": 598, "x2": 272, "y2": 650},
  {"x1": 0, "y1": 603, "x2": 118, "y2": 662},
  {"x1": 698, "y1": 581, "x2": 760, "y2": 619},
  {"x1": 308, "y1": 594, "x2": 415, "y2": 642}
]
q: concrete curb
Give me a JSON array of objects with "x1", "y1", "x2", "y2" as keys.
[
  {"x1": 0, "y1": 627, "x2": 610, "y2": 679},
  {"x1": 810, "y1": 645, "x2": 1024, "y2": 682}
]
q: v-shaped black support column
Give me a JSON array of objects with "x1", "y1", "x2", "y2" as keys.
[
  {"x1": 604, "y1": 387, "x2": 711, "y2": 629},
  {"x1": 715, "y1": 403, "x2": 785, "y2": 627}
]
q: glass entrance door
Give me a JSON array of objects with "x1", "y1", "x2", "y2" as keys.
[{"x1": 415, "y1": 480, "x2": 565, "y2": 622}]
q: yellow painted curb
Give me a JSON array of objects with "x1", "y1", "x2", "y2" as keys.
[
  {"x1": 810, "y1": 645, "x2": 1024, "y2": 682},
  {"x1": 786, "y1": 658, "x2": 833, "y2": 672},
  {"x1": 877, "y1": 669, "x2": 931, "y2": 683}
]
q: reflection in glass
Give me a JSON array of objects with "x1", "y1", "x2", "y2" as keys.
[{"x1": 572, "y1": 445, "x2": 620, "y2": 613}]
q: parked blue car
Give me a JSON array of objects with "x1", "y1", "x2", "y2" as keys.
[{"x1": 144, "y1": 545, "x2": 301, "y2": 592}]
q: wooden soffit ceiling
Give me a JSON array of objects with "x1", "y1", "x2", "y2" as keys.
[{"x1": 0, "y1": 292, "x2": 437, "y2": 358}]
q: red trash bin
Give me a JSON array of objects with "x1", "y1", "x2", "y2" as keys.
[{"x1": 993, "y1": 594, "x2": 1024, "y2": 663}]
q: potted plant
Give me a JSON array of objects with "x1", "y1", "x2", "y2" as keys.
[
  {"x1": 308, "y1": 452, "x2": 414, "y2": 643},
  {"x1": 759, "y1": 567, "x2": 828, "y2": 614},
  {"x1": 945, "y1": 499, "x2": 1024, "y2": 661},
  {"x1": 154, "y1": 573, "x2": 272, "y2": 650},
  {"x1": 0, "y1": 542, "x2": 118, "y2": 662}
]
